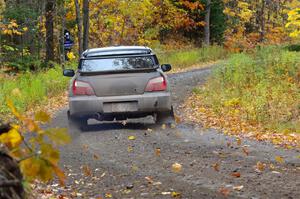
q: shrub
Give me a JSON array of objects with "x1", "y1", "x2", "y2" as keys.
[
  {"x1": 201, "y1": 47, "x2": 300, "y2": 133},
  {"x1": 156, "y1": 46, "x2": 229, "y2": 70}
]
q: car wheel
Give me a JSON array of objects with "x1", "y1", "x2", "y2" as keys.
[
  {"x1": 156, "y1": 106, "x2": 175, "y2": 126},
  {"x1": 67, "y1": 111, "x2": 88, "y2": 132}
]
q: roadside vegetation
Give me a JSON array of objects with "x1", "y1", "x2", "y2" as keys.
[
  {"x1": 0, "y1": 66, "x2": 71, "y2": 119},
  {"x1": 157, "y1": 46, "x2": 229, "y2": 70},
  {"x1": 184, "y1": 46, "x2": 300, "y2": 147}
]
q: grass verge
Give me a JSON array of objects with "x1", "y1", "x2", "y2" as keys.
[
  {"x1": 182, "y1": 46, "x2": 300, "y2": 148},
  {"x1": 156, "y1": 46, "x2": 229, "y2": 71},
  {"x1": 0, "y1": 65, "x2": 72, "y2": 121}
]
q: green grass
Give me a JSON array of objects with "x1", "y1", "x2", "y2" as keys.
[
  {"x1": 156, "y1": 46, "x2": 229, "y2": 70},
  {"x1": 0, "y1": 65, "x2": 72, "y2": 117},
  {"x1": 200, "y1": 46, "x2": 300, "y2": 134}
]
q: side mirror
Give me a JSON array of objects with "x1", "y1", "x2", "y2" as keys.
[
  {"x1": 161, "y1": 64, "x2": 172, "y2": 72},
  {"x1": 63, "y1": 69, "x2": 75, "y2": 77}
]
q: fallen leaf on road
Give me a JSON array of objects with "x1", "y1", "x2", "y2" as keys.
[
  {"x1": 82, "y1": 165, "x2": 92, "y2": 176},
  {"x1": 227, "y1": 142, "x2": 231, "y2": 147},
  {"x1": 231, "y1": 172, "x2": 241, "y2": 178},
  {"x1": 174, "y1": 114, "x2": 181, "y2": 123},
  {"x1": 271, "y1": 171, "x2": 281, "y2": 174},
  {"x1": 171, "y1": 191, "x2": 181, "y2": 198},
  {"x1": 172, "y1": 163, "x2": 182, "y2": 173},
  {"x1": 219, "y1": 187, "x2": 230, "y2": 197},
  {"x1": 100, "y1": 172, "x2": 106, "y2": 178},
  {"x1": 123, "y1": 189, "x2": 131, "y2": 194},
  {"x1": 93, "y1": 154, "x2": 100, "y2": 160},
  {"x1": 155, "y1": 148, "x2": 161, "y2": 156},
  {"x1": 212, "y1": 163, "x2": 220, "y2": 172},
  {"x1": 236, "y1": 138, "x2": 242, "y2": 146},
  {"x1": 127, "y1": 146, "x2": 133, "y2": 152},
  {"x1": 255, "y1": 161, "x2": 266, "y2": 172},
  {"x1": 153, "y1": 181, "x2": 162, "y2": 186},
  {"x1": 145, "y1": 176, "x2": 154, "y2": 184},
  {"x1": 105, "y1": 193, "x2": 112, "y2": 198},
  {"x1": 233, "y1": 185, "x2": 244, "y2": 191},
  {"x1": 242, "y1": 147, "x2": 249, "y2": 156},
  {"x1": 269, "y1": 163, "x2": 275, "y2": 170},
  {"x1": 161, "y1": 124, "x2": 166, "y2": 130},
  {"x1": 275, "y1": 156, "x2": 284, "y2": 164},
  {"x1": 128, "y1": 136, "x2": 136, "y2": 140}
]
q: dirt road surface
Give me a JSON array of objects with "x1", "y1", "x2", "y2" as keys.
[{"x1": 51, "y1": 68, "x2": 300, "y2": 199}]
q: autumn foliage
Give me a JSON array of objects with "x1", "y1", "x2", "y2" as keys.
[{"x1": 0, "y1": 100, "x2": 70, "y2": 185}]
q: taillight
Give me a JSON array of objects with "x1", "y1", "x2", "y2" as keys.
[
  {"x1": 145, "y1": 76, "x2": 167, "y2": 92},
  {"x1": 72, "y1": 80, "x2": 95, "y2": 96}
]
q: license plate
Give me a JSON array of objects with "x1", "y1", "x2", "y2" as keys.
[{"x1": 103, "y1": 102, "x2": 138, "y2": 113}]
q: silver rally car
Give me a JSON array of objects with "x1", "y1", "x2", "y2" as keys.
[{"x1": 63, "y1": 46, "x2": 174, "y2": 130}]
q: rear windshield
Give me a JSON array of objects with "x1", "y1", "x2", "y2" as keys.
[{"x1": 80, "y1": 56, "x2": 156, "y2": 72}]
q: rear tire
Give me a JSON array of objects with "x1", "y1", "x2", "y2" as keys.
[
  {"x1": 156, "y1": 106, "x2": 175, "y2": 126},
  {"x1": 67, "y1": 111, "x2": 88, "y2": 132}
]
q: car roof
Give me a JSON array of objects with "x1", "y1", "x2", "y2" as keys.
[{"x1": 82, "y1": 46, "x2": 153, "y2": 58}]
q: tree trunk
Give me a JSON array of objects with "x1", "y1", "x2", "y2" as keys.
[
  {"x1": 45, "y1": 0, "x2": 55, "y2": 62},
  {"x1": 260, "y1": 0, "x2": 266, "y2": 42},
  {"x1": 0, "y1": 124, "x2": 24, "y2": 199},
  {"x1": 74, "y1": 0, "x2": 83, "y2": 56},
  {"x1": 82, "y1": 0, "x2": 89, "y2": 50},
  {"x1": 204, "y1": 0, "x2": 211, "y2": 46}
]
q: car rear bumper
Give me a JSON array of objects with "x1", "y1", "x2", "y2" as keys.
[{"x1": 69, "y1": 92, "x2": 171, "y2": 117}]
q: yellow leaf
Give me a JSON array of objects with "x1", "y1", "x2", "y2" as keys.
[
  {"x1": 172, "y1": 163, "x2": 182, "y2": 173},
  {"x1": 67, "y1": 52, "x2": 76, "y2": 60},
  {"x1": 275, "y1": 156, "x2": 284, "y2": 164},
  {"x1": 35, "y1": 111, "x2": 51, "y2": 123},
  {"x1": 45, "y1": 128, "x2": 71, "y2": 145},
  {"x1": 0, "y1": 128, "x2": 22, "y2": 148},
  {"x1": 155, "y1": 148, "x2": 161, "y2": 156},
  {"x1": 105, "y1": 193, "x2": 112, "y2": 198},
  {"x1": 20, "y1": 157, "x2": 41, "y2": 181},
  {"x1": 128, "y1": 136, "x2": 136, "y2": 140},
  {"x1": 22, "y1": 27, "x2": 28, "y2": 31},
  {"x1": 41, "y1": 144, "x2": 60, "y2": 165},
  {"x1": 127, "y1": 146, "x2": 133, "y2": 152},
  {"x1": 171, "y1": 191, "x2": 181, "y2": 198}
]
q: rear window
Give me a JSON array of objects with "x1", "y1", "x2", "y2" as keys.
[{"x1": 80, "y1": 56, "x2": 156, "y2": 72}]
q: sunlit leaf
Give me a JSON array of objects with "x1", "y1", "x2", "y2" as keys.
[
  {"x1": 172, "y1": 163, "x2": 182, "y2": 173},
  {"x1": 231, "y1": 172, "x2": 241, "y2": 178},
  {"x1": 35, "y1": 111, "x2": 51, "y2": 123},
  {"x1": 219, "y1": 187, "x2": 230, "y2": 197},
  {"x1": 275, "y1": 156, "x2": 284, "y2": 164},
  {"x1": 212, "y1": 162, "x2": 220, "y2": 172},
  {"x1": 128, "y1": 136, "x2": 136, "y2": 140},
  {"x1": 0, "y1": 128, "x2": 22, "y2": 148}
]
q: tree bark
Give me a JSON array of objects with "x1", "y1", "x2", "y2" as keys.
[
  {"x1": 260, "y1": 0, "x2": 266, "y2": 42},
  {"x1": 82, "y1": 0, "x2": 89, "y2": 50},
  {"x1": 45, "y1": 0, "x2": 55, "y2": 62},
  {"x1": 204, "y1": 0, "x2": 211, "y2": 46},
  {"x1": 74, "y1": 0, "x2": 83, "y2": 55}
]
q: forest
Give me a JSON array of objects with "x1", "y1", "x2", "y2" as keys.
[
  {"x1": 0, "y1": 0, "x2": 299, "y2": 70},
  {"x1": 0, "y1": 0, "x2": 300, "y2": 198}
]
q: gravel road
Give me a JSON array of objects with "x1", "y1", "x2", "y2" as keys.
[{"x1": 51, "y1": 67, "x2": 300, "y2": 199}]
